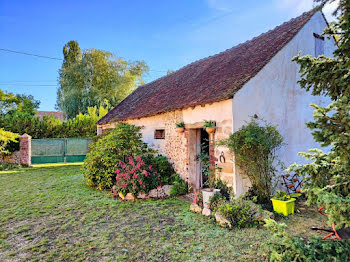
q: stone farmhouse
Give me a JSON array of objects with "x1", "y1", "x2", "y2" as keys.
[{"x1": 97, "y1": 9, "x2": 336, "y2": 196}]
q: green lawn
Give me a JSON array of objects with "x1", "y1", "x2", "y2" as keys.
[{"x1": 0, "y1": 166, "x2": 328, "y2": 261}]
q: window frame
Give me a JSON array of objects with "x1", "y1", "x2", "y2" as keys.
[
  {"x1": 313, "y1": 33, "x2": 325, "y2": 57},
  {"x1": 154, "y1": 129, "x2": 165, "y2": 139}
]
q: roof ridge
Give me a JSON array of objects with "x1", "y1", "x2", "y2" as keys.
[
  {"x1": 147, "y1": 9, "x2": 317, "y2": 81},
  {"x1": 97, "y1": 9, "x2": 318, "y2": 125}
]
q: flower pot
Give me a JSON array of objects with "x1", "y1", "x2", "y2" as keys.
[
  {"x1": 176, "y1": 127, "x2": 185, "y2": 133},
  {"x1": 202, "y1": 188, "x2": 216, "y2": 209},
  {"x1": 206, "y1": 126, "x2": 216, "y2": 134},
  {"x1": 271, "y1": 198, "x2": 296, "y2": 216}
]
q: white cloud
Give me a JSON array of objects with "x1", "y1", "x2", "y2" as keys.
[
  {"x1": 323, "y1": 0, "x2": 339, "y2": 21},
  {"x1": 276, "y1": 0, "x2": 339, "y2": 21},
  {"x1": 206, "y1": 0, "x2": 236, "y2": 12},
  {"x1": 276, "y1": 0, "x2": 314, "y2": 15}
]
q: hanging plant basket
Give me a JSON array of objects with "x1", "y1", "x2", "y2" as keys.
[{"x1": 206, "y1": 126, "x2": 216, "y2": 134}]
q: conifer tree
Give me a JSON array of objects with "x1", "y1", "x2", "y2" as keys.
[{"x1": 289, "y1": 0, "x2": 350, "y2": 229}]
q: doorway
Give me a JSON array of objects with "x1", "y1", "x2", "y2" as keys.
[
  {"x1": 198, "y1": 128, "x2": 209, "y2": 188},
  {"x1": 188, "y1": 127, "x2": 210, "y2": 190}
]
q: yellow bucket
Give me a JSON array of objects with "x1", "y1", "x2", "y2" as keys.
[{"x1": 271, "y1": 198, "x2": 296, "y2": 216}]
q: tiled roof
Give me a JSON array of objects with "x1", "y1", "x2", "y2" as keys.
[
  {"x1": 36, "y1": 111, "x2": 66, "y2": 121},
  {"x1": 98, "y1": 9, "x2": 317, "y2": 124}
]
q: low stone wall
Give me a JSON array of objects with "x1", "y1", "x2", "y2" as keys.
[{"x1": 0, "y1": 134, "x2": 32, "y2": 166}]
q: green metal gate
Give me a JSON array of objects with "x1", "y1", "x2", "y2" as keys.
[{"x1": 31, "y1": 138, "x2": 92, "y2": 164}]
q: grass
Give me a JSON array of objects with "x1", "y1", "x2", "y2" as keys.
[{"x1": 0, "y1": 166, "x2": 328, "y2": 262}]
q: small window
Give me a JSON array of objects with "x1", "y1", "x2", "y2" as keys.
[
  {"x1": 154, "y1": 129, "x2": 165, "y2": 139},
  {"x1": 313, "y1": 33, "x2": 324, "y2": 57}
]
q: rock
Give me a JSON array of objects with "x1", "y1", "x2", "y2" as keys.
[
  {"x1": 248, "y1": 202, "x2": 274, "y2": 220},
  {"x1": 190, "y1": 203, "x2": 202, "y2": 214},
  {"x1": 137, "y1": 192, "x2": 148, "y2": 199},
  {"x1": 124, "y1": 193, "x2": 135, "y2": 201},
  {"x1": 148, "y1": 189, "x2": 158, "y2": 198},
  {"x1": 161, "y1": 185, "x2": 173, "y2": 197},
  {"x1": 215, "y1": 213, "x2": 232, "y2": 228},
  {"x1": 202, "y1": 207, "x2": 211, "y2": 216},
  {"x1": 119, "y1": 192, "x2": 135, "y2": 201},
  {"x1": 148, "y1": 185, "x2": 174, "y2": 198}
]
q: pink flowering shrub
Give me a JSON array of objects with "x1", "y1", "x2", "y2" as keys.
[
  {"x1": 112, "y1": 156, "x2": 162, "y2": 196},
  {"x1": 193, "y1": 190, "x2": 203, "y2": 207}
]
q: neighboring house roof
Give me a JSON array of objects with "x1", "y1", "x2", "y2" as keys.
[
  {"x1": 98, "y1": 9, "x2": 317, "y2": 125},
  {"x1": 36, "y1": 111, "x2": 66, "y2": 121}
]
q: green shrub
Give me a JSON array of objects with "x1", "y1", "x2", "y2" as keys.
[
  {"x1": 3, "y1": 138, "x2": 20, "y2": 155},
  {"x1": 209, "y1": 179, "x2": 233, "y2": 212},
  {"x1": 216, "y1": 198, "x2": 260, "y2": 228},
  {"x1": 264, "y1": 219, "x2": 350, "y2": 261},
  {"x1": 272, "y1": 190, "x2": 291, "y2": 201},
  {"x1": 0, "y1": 105, "x2": 108, "y2": 139},
  {"x1": 169, "y1": 174, "x2": 188, "y2": 196},
  {"x1": 220, "y1": 118, "x2": 284, "y2": 204},
  {"x1": 0, "y1": 129, "x2": 19, "y2": 156},
  {"x1": 142, "y1": 154, "x2": 176, "y2": 184},
  {"x1": 214, "y1": 179, "x2": 232, "y2": 200},
  {"x1": 0, "y1": 162, "x2": 24, "y2": 171},
  {"x1": 243, "y1": 185, "x2": 273, "y2": 211},
  {"x1": 83, "y1": 123, "x2": 153, "y2": 189},
  {"x1": 209, "y1": 192, "x2": 223, "y2": 212}
]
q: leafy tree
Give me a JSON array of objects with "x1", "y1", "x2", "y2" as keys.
[
  {"x1": 0, "y1": 89, "x2": 39, "y2": 115},
  {"x1": 288, "y1": 1, "x2": 350, "y2": 229},
  {"x1": 0, "y1": 128, "x2": 19, "y2": 155},
  {"x1": 0, "y1": 104, "x2": 108, "y2": 139},
  {"x1": 57, "y1": 40, "x2": 149, "y2": 119}
]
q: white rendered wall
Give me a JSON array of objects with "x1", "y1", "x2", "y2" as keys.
[{"x1": 232, "y1": 11, "x2": 336, "y2": 195}]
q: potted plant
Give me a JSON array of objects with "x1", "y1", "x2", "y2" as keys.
[
  {"x1": 204, "y1": 120, "x2": 216, "y2": 134},
  {"x1": 197, "y1": 142, "x2": 220, "y2": 215},
  {"x1": 176, "y1": 122, "x2": 185, "y2": 133},
  {"x1": 271, "y1": 190, "x2": 296, "y2": 216}
]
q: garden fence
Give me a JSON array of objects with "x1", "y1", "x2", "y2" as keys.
[{"x1": 31, "y1": 138, "x2": 91, "y2": 164}]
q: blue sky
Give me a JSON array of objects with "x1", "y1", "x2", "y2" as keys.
[{"x1": 0, "y1": 0, "x2": 337, "y2": 111}]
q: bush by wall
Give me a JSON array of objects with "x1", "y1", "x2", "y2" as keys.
[
  {"x1": 169, "y1": 174, "x2": 188, "y2": 197},
  {"x1": 220, "y1": 118, "x2": 284, "y2": 204},
  {"x1": 142, "y1": 154, "x2": 176, "y2": 185},
  {"x1": 83, "y1": 123, "x2": 152, "y2": 189},
  {"x1": 112, "y1": 156, "x2": 162, "y2": 196}
]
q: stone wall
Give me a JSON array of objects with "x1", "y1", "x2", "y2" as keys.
[
  {"x1": 212, "y1": 119, "x2": 234, "y2": 187},
  {"x1": 98, "y1": 99, "x2": 235, "y2": 190},
  {"x1": 0, "y1": 134, "x2": 32, "y2": 166},
  {"x1": 125, "y1": 111, "x2": 189, "y2": 181}
]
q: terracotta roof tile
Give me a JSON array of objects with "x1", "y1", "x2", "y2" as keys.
[{"x1": 98, "y1": 9, "x2": 317, "y2": 124}]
